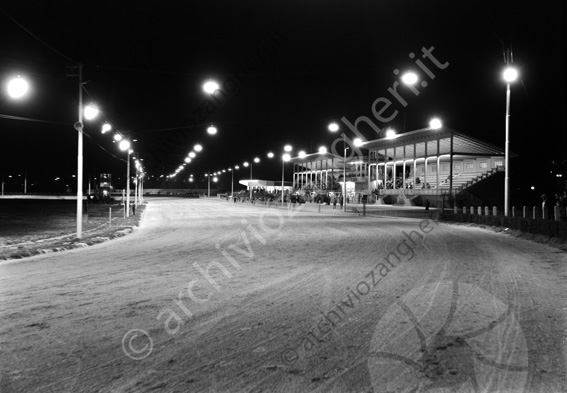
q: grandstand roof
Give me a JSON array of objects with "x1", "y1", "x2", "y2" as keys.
[{"x1": 361, "y1": 126, "x2": 512, "y2": 159}]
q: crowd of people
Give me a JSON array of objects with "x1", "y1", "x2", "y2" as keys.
[{"x1": 541, "y1": 191, "x2": 567, "y2": 220}]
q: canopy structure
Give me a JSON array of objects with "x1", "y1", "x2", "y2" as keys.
[
  {"x1": 289, "y1": 126, "x2": 514, "y2": 197},
  {"x1": 361, "y1": 126, "x2": 508, "y2": 158},
  {"x1": 238, "y1": 179, "x2": 293, "y2": 192}
]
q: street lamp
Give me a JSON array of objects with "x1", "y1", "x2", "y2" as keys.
[
  {"x1": 282, "y1": 151, "x2": 291, "y2": 206},
  {"x1": 429, "y1": 118, "x2": 442, "y2": 129},
  {"x1": 428, "y1": 119, "x2": 451, "y2": 206},
  {"x1": 84, "y1": 104, "x2": 99, "y2": 120},
  {"x1": 329, "y1": 123, "x2": 347, "y2": 212},
  {"x1": 401, "y1": 72, "x2": 418, "y2": 85},
  {"x1": 6, "y1": 75, "x2": 29, "y2": 99},
  {"x1": 101, "y1": 122, "x2": 112, "y2": 133},
  {"x1": 503, "y1": 63, "x2": 518, "y2": 216},
  {"x1": 118, "y1": 137, "x2": 132, "y2": 217},
  {"x1": 203, "y1": 80, "x2": 220, "y2": 94},
  {"x1": 73, "y1": 65, "x2": 99, "y2": 238},
  {"x1": 385, "y1": 129, "x2": 396, "y2": 139},
  {"x1": 206, "y1": 172, "x2": 211, "y2": 197},
  {"x1": 207, "y1": 125, "x2": 217, "y2": 135},
  {"x1": 328, "y1": 122, "x2": 339, "y2": 132},
  {"x1": 247, "y1": 157, "x2": 260, "y2": 199}
]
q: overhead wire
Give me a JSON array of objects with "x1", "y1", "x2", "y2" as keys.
[{"x1": 0, "y1": 7, "x2": 79, "y2": 65}]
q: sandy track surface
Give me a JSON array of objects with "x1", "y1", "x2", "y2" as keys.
[{"x1": 0, "y1": 198, "x2": 565, "y2": 392}]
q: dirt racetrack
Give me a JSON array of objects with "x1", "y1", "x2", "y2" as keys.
[{"x1": 1, "y1": 198, "x2": 566, "y2": 392}]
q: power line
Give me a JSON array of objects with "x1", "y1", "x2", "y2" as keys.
[{"x1": 0, "y1": 7, "x2": 79, "y2": 65}]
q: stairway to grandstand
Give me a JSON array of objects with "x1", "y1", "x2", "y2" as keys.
[{"x1": 437, "y1": 167, "x2": 504, "y2": 192}]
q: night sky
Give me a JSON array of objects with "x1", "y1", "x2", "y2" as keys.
[{"x1": 0, "y1": 0, "x2": 565, "y2": 192}]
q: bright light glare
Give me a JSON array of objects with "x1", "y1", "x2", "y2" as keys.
[
  {"x1": 84, "y1": 105, "x2": 99, "y2": 120},
  {"x1": 267, "y1": 152, "x2": 274, "y2": 158},
  {"x1": 119, "y1": 140, "x2": 131, "y2": 151},
  {"x1": 385, "y1": 129, "x2": 396, "y2": 139},
  {"x1": 284, "y1": 145, "x2": 292, "y2": 152},
  {"x1": 235, "y1": 165, "x2": 240, "y2": 169},
  {"x1": 188, "y1": 151, "x2": 196, "y2": 158},
  {"x1": 503, "y1": 67, "x2": 518, "y2": 82},
  {"x1": 194, "y1": 144, "x2": 203, "y2": 152},
  {"x1": 7, "y1": 76, "x2": 29, "y2": 99},
  {"x1": 401, "y1": 72, "x2": 418, "y2": 85},
  {"x1": 328, "y1": 122, "x2": 339, "y2": 132},
  {"x1": 243, "y1": 162, "x2": 249, "y2": 167},
  {"x1": 114, "y1": 134, "x2": 123, "y2": 141},
  {"x1": 213, "y1": 176, "x2": 218, "y2": 182},
  {"x1": 298, "y1": 150, "x2": 306, "y2": 158},
  {"x1": 207, "y1": 125, "x2": 217, "y2": 135},
  {"x1": 203, "y1": 80, "x2": 220, "y2": 94},
  {"x1": 318, "y1": 146, "x2": 327, "y2": 154},
  {"x1": 353, "y1": 138, "x2": 363, "y2": 147},
  {"x1": 101, "y1": 123, "x2": 112, "y2": 133},
  {"x1": 185, "y1": 157, "x2": 191, "y2": 163},
  {"x1": 283, "y1": 153, "x2": 291, "y2": 162},
  {"x1": 429, "y1": 118, "x2": 442, "y2": 129},
  {"x1": 254, "y1": 157, "x2": 260, "y2": 163}
]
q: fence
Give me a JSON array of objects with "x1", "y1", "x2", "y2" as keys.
[
  {"x1": 442, "y1": 204, "x2": 567, "y2": 240},
  {"x1": 452, "y1": 205, "x2": 567, "y2": 222}
]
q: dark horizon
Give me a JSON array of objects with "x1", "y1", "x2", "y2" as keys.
[{"x1": 1, "y1": 1, "x2": 565, "y2": 196}]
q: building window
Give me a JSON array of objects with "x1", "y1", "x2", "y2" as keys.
[
  {"x1": 441, "y1": 163, "x2": 450, "y2": 173},
  {"x1": 465, "y1": 161, "x2": 475, "y2": 171},
  {"x1": 494, "y1": 160, "x2": 503, "y2": 167},
  {"x1": 479, "y1": 161, "x2": 488, "y2": 169}
]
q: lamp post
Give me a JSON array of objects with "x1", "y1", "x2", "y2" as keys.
[
  {"x1": 4, "y1": 76, "x2": 30, "y2": 199},
  {"x1": 231, "y1": 165, "x2": 239, "y2": 200},
  {"x1": 247, "y1": 157, "x2": 259, "y2": 199},
  {"x1": 75, "y1": 65, "x2": 84, "y2": 237},
  {"x1": 329, "y1": 122, "x2": 347, "y2": 212},
  {"x1": 73, "y1": 67, "x2": 98, "y2": 237},
  {"x1": 68, "y1": 65, "x2": 99, "y2": 237},
  {"x1": 229, "y1": 168, "x2": 233, "y2": 198},
  {"x1": 282, "y1": 152, "x2": 291, "y2": 207},
  {"x1": 117, "y1": 136, "x2": 132, "y2": 217},
  {"x1": 503, "y1": 60, "x2": 518, "y2": 216},
  {"x1": 207, "y1": 171, "x2": 211, "y2": 198}
]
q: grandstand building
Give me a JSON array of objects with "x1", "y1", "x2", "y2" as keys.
[{"x1": 289, "y1": 126, "x2": 512, "y2": 206}]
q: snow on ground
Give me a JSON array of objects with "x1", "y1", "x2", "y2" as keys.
[{"x1": 0, "y1": 197, "x2": 566, "y2": 392}]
